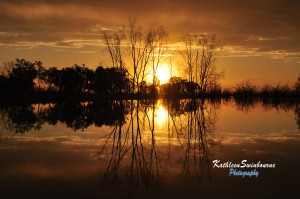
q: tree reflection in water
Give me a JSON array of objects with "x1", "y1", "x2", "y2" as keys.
[
  {"x1": 98, "y1": 99, "x2": 218, "y2": 195},
  {"x1": 169, "y1": 99, "x2": 217, "y2": 180},
  {"x1": 0, "y1": 100, "x2": 131, "y2": 133},
  {"x1": 0, "y1": 106, "x2": 14, "y2": 143},
  {"x1": 99, "y1": 100, "x2": 163, "y2": 194}
]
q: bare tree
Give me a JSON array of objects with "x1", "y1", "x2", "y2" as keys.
[
  {"x1": 102, "y1": 28, "x2": 125, "y2": 69},
  {"x1": 102, "y1": 18, "x2": 148, "y2": 94},
  {"x1": 126, "y1": 17, "x2": 148, "y2": 94},
  {"x1": 183, "y1": 33, "x2": 197, "y2": 84},
  {"x1": 182, "y1": 33, "x2": 223, "y2": 94},
  {"x1": 126, "y1": 19, "x2": 167, "y2": 95},
  {"x1": 146, "y1": 25, "x2": 168, "y2": 94},
  {"x1": 102, "y1": 18, "x2": 168, "y2": 95}
]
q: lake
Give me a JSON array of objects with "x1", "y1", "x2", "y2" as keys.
[{"x1": 0, "y1": 98, "x2": 299, "y2": 199}]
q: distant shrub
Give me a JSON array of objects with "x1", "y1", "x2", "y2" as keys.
[{"x1": 234, "y1": 80, "x2": 257, "y2": 97}]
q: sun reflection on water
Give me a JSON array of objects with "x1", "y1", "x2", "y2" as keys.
[{"x1": 155, "y1": 101, "x2": 169, "y2": 127}]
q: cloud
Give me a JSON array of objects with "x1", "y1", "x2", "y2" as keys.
[{"x1": 0, "y1": 0, "x2": 299, "y2": 59}]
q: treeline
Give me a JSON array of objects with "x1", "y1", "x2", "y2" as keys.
[
  {"x1": 228, "y1": 79, "x2": 300, "y2": 98},
  {"x1": 160, "y1": 77, "x2": 300, "y2": 98},
  {"x1": 0, "y1": 58, "x2": 131, "y2": 96},
  {"x1": 0, "y1": 58, "x2": 299, "y2": 99}
]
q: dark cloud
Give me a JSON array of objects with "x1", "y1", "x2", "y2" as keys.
[{"x1": 0, "y1": 0, "x2": 299, "y2": 54}]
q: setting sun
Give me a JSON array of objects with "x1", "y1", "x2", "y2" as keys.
[{"x1": 156, "y1": 64, "x2": 171, "y2": 84}]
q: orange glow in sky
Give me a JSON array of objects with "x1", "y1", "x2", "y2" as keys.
[{"x1": 0, "y1": 0, "x2": 299, "y2": 86}]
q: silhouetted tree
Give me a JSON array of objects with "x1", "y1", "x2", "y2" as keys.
[
  {"x1": 102, "y1": 18, "x2": 168, "y2": 95},
  {"x1": 148, "y1": 77, "x2": 160, "y2": 96},
  {"x1": 139, "y1": 81, "x2": 158, "y2": 96},
  {"x1": 84, "y1": 68, "x2": 95, "y2": 93},
  {"x1": 93, "y1": 66, "x2": 107, "y2": 95},
  {"x1": 93, "y1": 66, "x2": 131, "y2": 96},
  {"x1": 0, "y1": 75, "x2": 9, "y2": 93},
  {"x1": 102, "y1": 29, "x2": 125, "y2": 69},
  {"x1": 146, "y1": 25, "x2": 167, "y2": 95},
  {"x1": 8, "y1": 59, "x2": 37, "y2": 93},
  {"x1": 182, "y1": 33, "x2": 223, "y2": 93},
  {"x1": 59, "y1": 65, "x2": 92, "y2": 94},
  {"x1": 43, "y1": 66, "x2": 61, "y2": 91},
  {"x1": 160, "y1": 76, "x2": 200, "y2": 97},
  {"x1": 127, "y1": 18, "x2": 147, "y2": 94},
  {"x1": 139, "y1": 81, "x2": 148, "y2": 95},
  {"x1": 108, "y1": 67, "x2": 131, "y2": 95}
]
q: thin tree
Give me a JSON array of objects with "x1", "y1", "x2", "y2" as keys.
[
  {"x1": 182, "y1": 33, "x2": 222, "y2": 94},
  {"x1": 102, "y1": 28, "x2": 125, "y2": 70},
  {"x1": 147, "y1": 25, "x2": 168, "y2": 94},
  {"x1": 126, "y1": 17, "x2": 150, "y2": 94}
]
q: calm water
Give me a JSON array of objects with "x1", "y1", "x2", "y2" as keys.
[{"x1": 0, "y1": 99, "x2": 299, "y2": 199}]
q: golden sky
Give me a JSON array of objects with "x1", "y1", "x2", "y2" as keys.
[{"x1": 0, "y1": 0, "x2": 299, "y2": 86}]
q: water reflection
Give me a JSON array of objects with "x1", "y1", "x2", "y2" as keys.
[
  {"x1": 100, "y1": 101, "x2": 161, "y2": 194},
  {"x1": 234, "y1": 97, "x2": 298, "y2": 113},
  {"x1": 1, "y1": 98, "x2": 298, "y2": 135},
  {"x1": 97, "y1": 99, "x2": 217, "y2": 196},
  {"x1": 167, "y1": 99, "x2": 217, "y2": 180},
  {"x1": 0, "y1": 98, "x2": 299, "y2": 198},
  {"x1": 0, "y1": 101, "x2": 131, "y2": 133}
]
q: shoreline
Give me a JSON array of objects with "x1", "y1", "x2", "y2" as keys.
[{"x1": 0, "y1": 92, "x2": 299, "y2": 104}]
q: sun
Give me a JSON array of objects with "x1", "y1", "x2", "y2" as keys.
[{"x1": 156, "y1": 64, "x2": 171, "y2": 84}]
